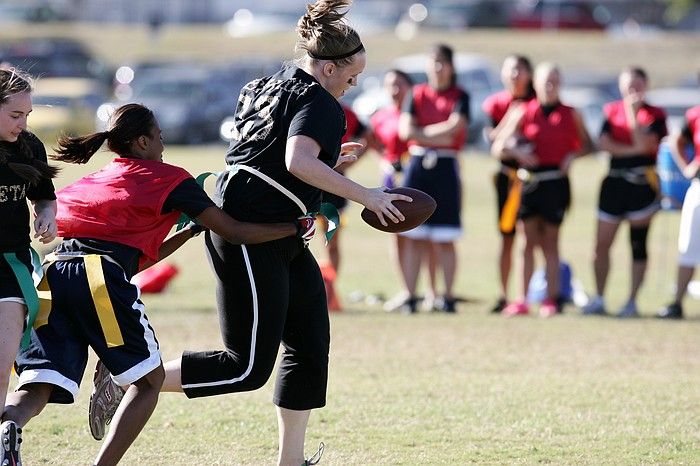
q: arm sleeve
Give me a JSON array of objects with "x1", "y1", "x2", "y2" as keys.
[
  {"x1": 25, "y1": 134, "x2": 57, "y2": 201},
  {"x1": 645, "y1": 118, "x2": 668, "y2": 141},
  {"x1": 453, "y1": 91, "x2": 471, "y2": 120},
  {"x1": 599, "y1": 120, "x2": 611, "y2": 138},
  {"x1": 402, "y1": 90, "x2": 417, "y2": 116},
  {"x1": 682, "y1": 124, "x2": 693, "y2": 141},
  {"x1": 289, "y1": 92, "x2": 344, "y2": 160},
  {"x1": 161, "y1": 178, "x2": 216, "y2": 218}
]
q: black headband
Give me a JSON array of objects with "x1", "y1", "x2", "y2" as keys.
[{"x1": 308, "y1": 43, "x2": 364, "y2": 61}]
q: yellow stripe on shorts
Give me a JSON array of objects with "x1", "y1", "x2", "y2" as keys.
[{"x1": 84, "y1": 255, "x2": 125, "y2": 348}]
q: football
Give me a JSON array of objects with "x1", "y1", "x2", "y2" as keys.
[{"x1": 361, "y1": 187, "x2": 436, "y2": 233}]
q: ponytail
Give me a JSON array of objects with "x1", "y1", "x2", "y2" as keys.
[
  {"x1": 52, "y1": 103, "x2": 156, "y2": 164},
  {"x1": 53, "y1": 131, "x2": 110, "y2": 164},
  {"x1": 296, "y1": 0, "x2": 364, "y2": 67}
]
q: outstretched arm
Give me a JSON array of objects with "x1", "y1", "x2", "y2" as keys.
[{"x1": 286, "y1": 135, "x2": 411, "y2": 227}]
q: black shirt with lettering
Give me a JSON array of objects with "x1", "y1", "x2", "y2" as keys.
[
  {"x1": 0, "y1": 132, "x2": 57, "y2": 252},
  {"x1": 218, "y1": 65, "x2": 345, "y2": 223}
]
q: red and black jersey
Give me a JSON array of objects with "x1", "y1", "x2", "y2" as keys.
[
  {"x1": 602, "y1": 100, "x2": 667, "y2": 168},
  {"x1": 404, "y1": 83, "x2": 470, "y2": 151},
  {"x1": 56, "y1": 158, "x2": 192, "y2": 263},
  {"x1": 521, "y1": 100, "x2": 581, "y2": 168},
  {"x1": 685, "y1": 105, "x2": 700, "y2": 162},
  {"x1": 370, "y1": 105, "x2": 407, "y2": 164},
  {"x1": 482, "y1": 90, "x2": 534, "y2": 126}
]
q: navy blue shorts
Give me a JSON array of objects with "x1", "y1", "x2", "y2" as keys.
[
  {"x1": 15, "y1": 256, "x2": 161, "y2": 404},
  {"x1": 402, "y1": 155, "x2": 462, "y2": 238}
]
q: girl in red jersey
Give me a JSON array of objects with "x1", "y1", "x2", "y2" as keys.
[
  {"x1": 482, "y1": 54, "x2": 535, "y2": 313},
  {"x1": 2, "y1": 103, "x2": 303, "y2": 466},
  {"x1": 369, "y1": 69, "x2": 413, "y2": 189},
  {"x1": 493, "y1": 63, "x2": 592, "y2": 317},
  {"x1": 366, "y1": 69, "x2": 427, "y2": 313},
  {"x1": 398, "y1": 44, "x2": 470, "y2": 314},
  {"x1": 0, "y1": 67, "x2": 59, "y2": 466},
  {"x1": 658, "y1": 101, "x2": 700, "y2": 319},
  {"x1": 581, "y1": 67, "x2": 667, "y2": 318}
]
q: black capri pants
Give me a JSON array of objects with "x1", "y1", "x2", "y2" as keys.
[{"x1": 180, "y1": 234, "x2": 330, "y2": 411}]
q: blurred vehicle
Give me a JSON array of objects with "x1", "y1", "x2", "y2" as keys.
[
  {"x1": 0, "y1": 38, "x2": 108, "y2": 82},
  {"x1": 560, "y1": 86, "x2": 611, "y2": 137},
  {"x1": 225, "y1": 6, "x2": 300, "y2": 37},
  {"x1": 419, "y1": 0, "x2": 510, "y2": 29},
  {"x1": 509, "y1": 0, "x2": 608, "y2": 30},
  {"x1": 350, "y1": 53, "x2": 499, "y2": 148},
  {"x1": 346, "y1": 0, "x2": 404, "y2": 33},
  {"x1": 564, "y1": 70, "x2": 619, "y2": 101},
  {"x1": 30, "y1": 77, "x2": 108, "y2": 143},
  {"x1": 645, "y1": 87, "x2": 700, "y2": 134},
  {"x1": 0, "y1": 1, "x2": 65, "y2": 23},
  {"x1": 97, "y1": 67, "x2": 243, "y2": 145}
]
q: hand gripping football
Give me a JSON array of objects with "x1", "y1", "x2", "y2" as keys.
[{"x1": 361, "y1": 187, "x2": 436, "y2": 233}]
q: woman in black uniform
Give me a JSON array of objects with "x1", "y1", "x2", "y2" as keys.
[{"x1": 125, "y1": 1, "x2": 407, "y2": 464}]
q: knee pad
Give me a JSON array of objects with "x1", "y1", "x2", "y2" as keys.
[{"x1": 630, "y1": 225, "x2": 649, "y2": 261}]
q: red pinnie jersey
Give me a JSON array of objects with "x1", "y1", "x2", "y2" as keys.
[{"x1": 56, "y1": 158, "x2": 192, "y2": 262}]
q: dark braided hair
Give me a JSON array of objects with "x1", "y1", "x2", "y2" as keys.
[{"x1": 0, "y1": 68, "x2": 59, "y2": 184}]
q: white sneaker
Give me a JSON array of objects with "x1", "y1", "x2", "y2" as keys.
[
  {"x1": 581, "y1": 296, "x2": 606, "y2": 315},
  {"x1": 383, "y1": 291, "x2": 410, "y2": 313},
  {"x1": 617, "y1": 300, "x2": 639, "y2": 318},
  {"x1": 0, "y1": 420, "x2": 22, "y2": 466}
]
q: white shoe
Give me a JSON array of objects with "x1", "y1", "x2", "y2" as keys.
[
  {"x1": 0, "y1": 420, "x2": 21, "y2": 466},
  {"x1": 581, "y1": 296, "x2": 606, "y2": 315},
  {"x1": 617, "y1": 300, "x2": 639, "y2": 318},
  {"x1": 383, "y1": 291, "x2": 410, "y2": 313}
]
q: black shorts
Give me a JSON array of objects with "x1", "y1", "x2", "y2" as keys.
[
  {"x1": 598, "y1": 175, "x2": 659, "y2": 222},
  {"x1": 518, "y1": 177, "x2": 571, "y2": 225},
  {"x1": 15, "y1": 256, "x2": 161, "y2": 404},
  {"x1": 181, "y1": 234, "x2": 329, "y2": 410},
  {"x1": 0, "y1": 249, "x2": 33, "y2": 301},
  {"x1": 495, "y1": 171, "x2": 517, "y2": 236}
]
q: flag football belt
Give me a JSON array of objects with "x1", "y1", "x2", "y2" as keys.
[
  {"x1": 222, "y1": 164, "x2": 339, "y2": 243},
  {"x1": 409, "y1": 146, "x2": 458, "y2": 170},
  {"x1": 2, "y1": 248, "x2": 42, "y2": 349},
  {"x1": 608, "y1": 166, "x2": 659, "y2": 192},
  {"x1": 498, "y1": 167, "x2": 521, "y2": 234},
  {"x1": 33, "y1": 252, "x2": 126, "y2": 348}
]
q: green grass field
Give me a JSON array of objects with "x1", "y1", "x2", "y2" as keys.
[
  {"x1": 18, "y1": 147, "x2": 700, "y2": 465},
  {"x1": 4, "y1": 22, "x2": 700, "y2": 465}
]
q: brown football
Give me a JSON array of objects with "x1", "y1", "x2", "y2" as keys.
[{"x1": 361, "y1": 187, "x2": 436, "y2": 233}]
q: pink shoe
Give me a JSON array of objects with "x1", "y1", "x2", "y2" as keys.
[
  {"x1": 502, "y1": 300, "x2": 529, "y2": 316},
  {"x1": 539, "y1": 298, "x2": 558, "y2": 317}
]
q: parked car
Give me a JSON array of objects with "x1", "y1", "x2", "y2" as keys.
[
  {"x1": 0, "y1": 1, "x2": 65, "y2": 23},
  {"x1": 0, "y1": 38, "x2": 108, "y2": 82},
  {"x1": 30, "y1": 77, "x2": 108, "y2": 144},
  {"x1": 419, "y1": 0, "x2": 510, "y2": 29},
  {"x1": 97, "y1": 67, "x2": 244, "y2": 145},
  {"x1": 560, "y1": 86, "x2": 611, "y2": 137},
  {"x1": 350, "y1": 53, "x2": 499, "y2": 148},
  {"x1": 509, "y1": 0, "x2": 608, "y2": 30}
]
